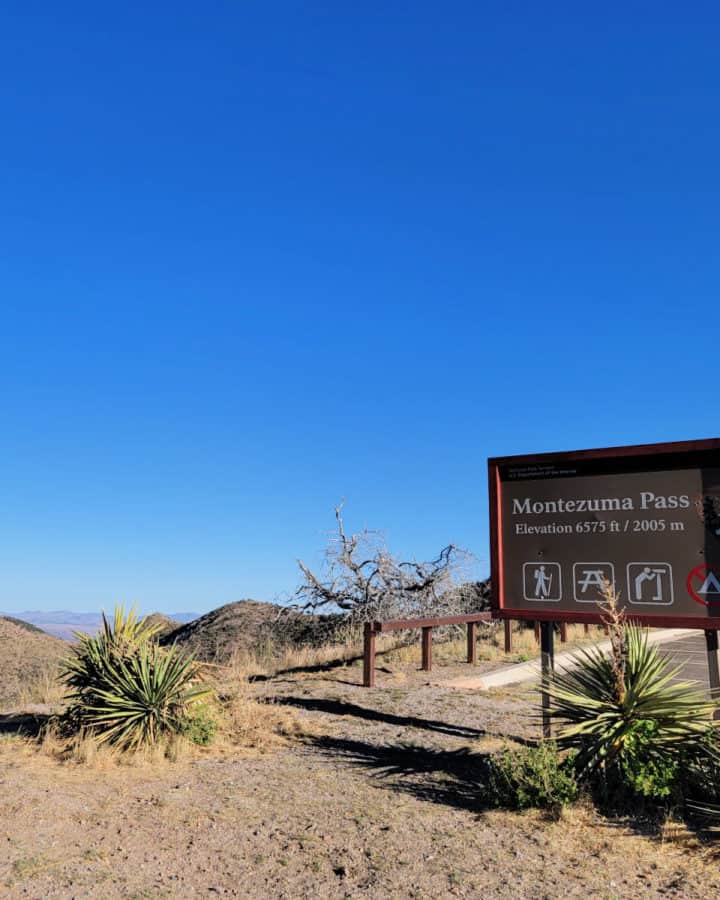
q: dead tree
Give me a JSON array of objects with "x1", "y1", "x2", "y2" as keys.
[{"x1": 293, "y1": 502, "x2": 475, "y2": 624}]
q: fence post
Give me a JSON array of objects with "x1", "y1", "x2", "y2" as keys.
[
  {"x1": 467, "y1": 620, "x2": 477, "y2": 664},
  {"x1": 363, "y1": 622, "x2": 376, "y2": 687},
  {"x1": 584, "y1": 623, "x2": 590, "y2": 635},
  {"x1": 560, "y1": 622, "x2": 568, "y2": 643},
  {"x1": 534, "y1": 621, "x2": 541, "y2": 644},
  {"x1": 504, "y1": 619, "x2": 513, "y2": 653},
  {"x1": 421, "y1": 626, "x2": 433, "y2": 671}
]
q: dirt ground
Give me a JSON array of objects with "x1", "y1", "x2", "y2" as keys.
[{"x1": 2, "y1": 638, "x2": 720, "y2": 899}]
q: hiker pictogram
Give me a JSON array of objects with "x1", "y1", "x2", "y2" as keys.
[
  {"x1": 522, "y1": 561, "x2": 561, "y2": 602},
  {"x1": 534, "y1": 565, "x2": 552, "y2": 597}
]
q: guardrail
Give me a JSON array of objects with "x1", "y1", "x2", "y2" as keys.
[
  {"x1": 363, "y1": 613, "x2": 493, "y2": 687},
  {"x1": 362, "y1": 615, "x2": 579, "y2": 687}
]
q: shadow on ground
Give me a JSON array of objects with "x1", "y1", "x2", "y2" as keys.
[
  {"x1": 249, "y1": 656, "x2": 363, "y2": 683},
  {"x1": 248, "y1": 643, "x2": 412, "y2": 684},
  {"x1": 305, "y1": 733, "x2": 713, "y2": 841},
  {"x1": 276, "y1": 694, "x2": 535, "y2": 744},
  {"x1": 0, "y1": 711, "x2": 51, "y2": 737},
  {"x1": 306, "y1": 733, "x2": 495, "y2": 813}
]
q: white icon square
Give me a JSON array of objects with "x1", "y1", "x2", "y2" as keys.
[
  {"x1": 626, "y1": 562, "x2": 674, "y2": 606},
  {"x1": 572, "y1": 562, "x2": 616, "y2": 603},
  {"x1": 523, "y1": 561, "x2": 562, "y2": 602}
]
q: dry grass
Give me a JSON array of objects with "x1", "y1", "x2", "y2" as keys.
[
  {"x1": 22, "y1": 668, "x2": 308, "y2": 769},
  {"x1": 377, "y1": 622, "x2": 603, "y2": 668},
  {"x1": 221, "y1": 635, "x2": 362, "y2": 681},
  {"x1": 0, "y1": 617, "x2": 67, "y2": 707},
  {"x1": 37, "y1": 724, "x2": 123, "y2": 768},
  {"x1": 661, "y1": 816, "x2": 703, "y2": 849},
  {"x1": 202, "y1": 621, "x2": 606, "y2": 687},
  {"x1": 33, "y1": 720, "x2": 165, "y2": 768},
  {"x1": 15, "y1": 661, "x2": 67, "y2": 706},
  {"x1": 1, "y1": 618, "x2": 604, "y2": 772},
  {"x1": 213, "y1": 685, "x2": 307, "y2": 753},
  {"x1": 2, "y1": 637, "x2": 312, "y2": 771},
  {"x1": 0, "y1": 723, "x2": 200, "y2": 784}
]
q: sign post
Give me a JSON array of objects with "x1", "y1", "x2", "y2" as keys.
[
  {"x1": 488, "y1": 438, "x2": 720, "y2": 726},
  {"x1": 705, "y1": 630, "x2": 720, "y2": 716},
  {"x1": 540, "y1": 622, "x2": 554, "y2": 737}
]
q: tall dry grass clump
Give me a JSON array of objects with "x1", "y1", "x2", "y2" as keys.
[
  {"x1": 16, "y1": 661, "x2": 67, "y2": 707},
  {"x1": 211, "y1": 678, "x2": 305, "y2": 754}
]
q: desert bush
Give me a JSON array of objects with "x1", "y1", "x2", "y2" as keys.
[
  {"x1": 180, "y1": 704, "x2": 218, "y2": 746},
  {"x1": 61, "y1": 605, "x2": 213, "y2": 751},
  {"x1": 486, "y1": 742, "x2": 578, "y2": 813},
  {"x1": 614, "y1": 719, "x2": 684, "y2": 801}
]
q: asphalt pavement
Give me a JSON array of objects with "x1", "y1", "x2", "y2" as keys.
[
  {"x1": 658, "y1": 632, "x2": 714, "y2": 690},
  {"x1": 445, "y1": 630, "x2": 719, "y2": 692}
]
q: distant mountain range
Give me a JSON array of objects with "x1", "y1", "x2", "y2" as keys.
[{"x1": 0, "y1": 610, "x2": 199, "y2": 641}]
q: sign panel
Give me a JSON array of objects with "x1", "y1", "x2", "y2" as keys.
[{"x1": 488, "y1": 439, "x2": 720, "y2": 627}]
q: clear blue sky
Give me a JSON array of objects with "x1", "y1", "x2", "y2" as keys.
[{"x1": 1, "y1": 3, "x2": 718, "y2": 613}]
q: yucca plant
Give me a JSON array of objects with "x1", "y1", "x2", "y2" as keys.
[
  {"x1": 544, "y1": 585, "x2": 717, "y2": 801},
  {"x1": 546, "y1": 628, "x2": 714, "y2": 781},
  {"x1": 61, "y1": 605, "x2": 213, "y2": 751}
]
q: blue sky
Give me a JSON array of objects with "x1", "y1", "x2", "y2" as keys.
[{"x1": 1, "y1": 3, "x2": 718, "y2": 613}]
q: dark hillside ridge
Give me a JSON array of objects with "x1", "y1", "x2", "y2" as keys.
[
  {"x1": 0, "y1": 615, "x2": 46, "y2": 635},
  {"x1": 142, "y1": 613, "x2": 181, "y2": 637},
  {"x1": 160, "y1": 600, "x2": 343, "y2": 663},
  {"x1": 160, "y1": 584, "x2": 492, "y2": 664}
]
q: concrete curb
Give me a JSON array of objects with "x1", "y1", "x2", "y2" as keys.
[{"x1": 443, "y1": 628, "x2": 691, "y2": 690}]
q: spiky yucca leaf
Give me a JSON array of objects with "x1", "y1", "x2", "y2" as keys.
[
  {"x1": 76, "y1": 604, "x2": 162, "y2": 647},
  {"x1": 73, "y1": 642, "x2": 213, "y2": 750},
  {"x1": 544, "y1": 625, "x2": 715, "y2": 779},
  {"x1": 61, "y1": 604, "x2": 212, "y2": 750}
]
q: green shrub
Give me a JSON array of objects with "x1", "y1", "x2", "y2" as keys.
[
  {"x1": 180, "y1": 705, "x2": 218, "y2": 746},
  {"x1": 487, "y1": 742, "x2": 578, "y2": 813},
  {"x1": 615, "y1": 719, "x2": 682, "y2": 801},
  {"x1": 61, "y1": 605, "x2": 213, "y2": 751}
]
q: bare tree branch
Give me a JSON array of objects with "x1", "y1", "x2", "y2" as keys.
[{"x1": 292, "y1": 502, "x2": 483, "y2": 624}]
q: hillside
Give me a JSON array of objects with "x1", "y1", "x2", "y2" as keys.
[
  {"x1": 0, "y1": 615, "x2": 47, "y2": 635},
  {"x1": 160, "y1": 600, "x2": 342, "y2": 663},
  {"x1": 0, "y1": 616, "x2": 68, "y2": 708},
  {"x1": 142, "y1": 612, "x2": 181, "y2": 637}
]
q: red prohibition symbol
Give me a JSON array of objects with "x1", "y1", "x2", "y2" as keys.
[{"x1": 686, "y1": 563, "x2": 720, "y2": 608}]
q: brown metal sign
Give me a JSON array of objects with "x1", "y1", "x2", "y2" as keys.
[{"x1": 488, "y1": 438, "x2": 720, "y2": 627}]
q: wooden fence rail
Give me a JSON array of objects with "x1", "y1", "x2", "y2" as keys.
[
  {"x1": 362, "y1": 615, "x2": 578, "y2": 687},
  {"x1": 363, "y1": 613, "x2": 493, "y2": 687}
]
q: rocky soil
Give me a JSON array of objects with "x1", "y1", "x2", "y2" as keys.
[{"x1": 1, "y1": 641, "x2": 719, "y2": 898}]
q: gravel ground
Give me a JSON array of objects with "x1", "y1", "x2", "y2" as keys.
[{"x1": 1, "y1": 651, "x2": 719, "y2": 899}]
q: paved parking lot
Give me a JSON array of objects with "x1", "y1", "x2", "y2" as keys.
[{"x1": 659, "y1": 633, "x2": 714, "y2": 689}]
